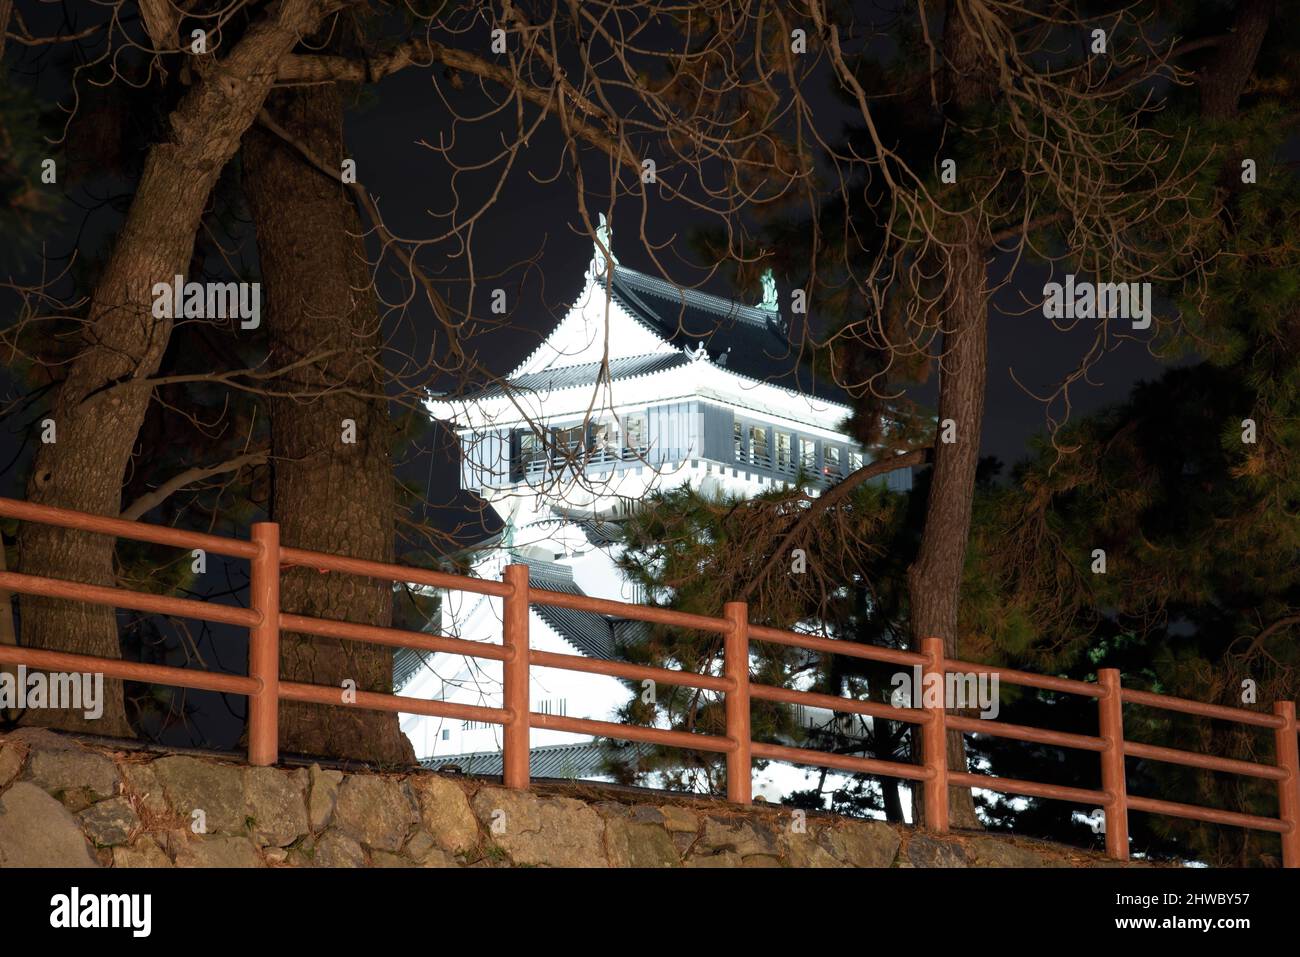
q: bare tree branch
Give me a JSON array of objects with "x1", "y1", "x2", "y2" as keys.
[
  {"x1": 278, "y1": 39, "x2": 639, "y2": 171},
  {"x1": 120, "y1": 450, "x2": 268, "y2": 522}
]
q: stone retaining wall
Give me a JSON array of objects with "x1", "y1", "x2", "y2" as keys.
[{"x1": 0, "y1": 729, "x2": 1151, "y2": 868}]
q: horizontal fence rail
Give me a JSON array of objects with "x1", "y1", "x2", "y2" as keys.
[{"x1": 0, "y1": 496, "x2": 1295, "y2": 866}]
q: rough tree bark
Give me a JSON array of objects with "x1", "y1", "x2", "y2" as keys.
[
  {"x1": 1200, "y1": 0, "x2": 1276, "y2": 121},
  {"x1": 905, "y1": 0, "x2": 995, "y2": 830},
  {"x1": 242, "y1": 81, "x2": 414, "y2": 764},
  {"x1": 15, "y1": 0, "x2": 340, "y2": 736},
  {"x1": 907, "y1": 224, "x2": 988, "y2": 830}
]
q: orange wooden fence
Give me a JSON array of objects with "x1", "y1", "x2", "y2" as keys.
[{"x1": 0, "y1": 496, "x2": 1295, "y2": 866}]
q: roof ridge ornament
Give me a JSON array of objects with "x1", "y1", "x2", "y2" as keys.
[
  {"x1": 686, "y1": 340, "x2": 709, "y2": 362},
  {"x1": 758, "y1": 267, "x2": 779, "y2": 312},
  {"x1": 591, "y1": 212, "x2": 618, "y2": 276}
]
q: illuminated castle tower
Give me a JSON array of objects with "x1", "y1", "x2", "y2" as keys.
[{"x1": 398, "y1": 216, "x2": 912, "y2": 789}]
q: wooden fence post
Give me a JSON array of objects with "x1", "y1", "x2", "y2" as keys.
[
  {"x1": 248, "y1": 522, "x2": 280, "y2": 766},
  {"x1": 1098, "y1": 668, "x2": 1129, "y2": 861},
  {"x1": 920, "y1": 636, "x2": 949, "y2": 833},
  {"x1": 503, "y1": 564, "x2": 531, "y2": 790},
  {"x1": 1274, "y1": 701, "x2": 1299, "y2": 868},
  {"x1": 724, "y1": 601, "x2": 751, "y2": 805}
]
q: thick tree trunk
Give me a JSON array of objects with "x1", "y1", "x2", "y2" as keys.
[
  {"x1": 878, "y1": 733, "x2": 907, "y2": 823},
  {"x1": 242, "y1": 83, "x2": 414, "y2": 765},
  {"x1": 15, "y1": 0, "x2": 336, "y2": 737},
  {"x1": 1200, "y1": 0, "x2": 1276, "y2": 121},
  {"x1": 903, "y1": 0, "x2": 994, "y2": 830},
  {"x1": 907, "y1": 224, "x2": 988, "y2": 829},
  {"x1": 882, "y1": 778, "x2": 905, "y2": 824}
]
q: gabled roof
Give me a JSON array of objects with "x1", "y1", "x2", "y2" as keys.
[
  {"x1": 524, "y1": 557, "x2": 650, "y2": 660},
  {"x1": 600, "y1": 265, "x2": 850, "y2": 405},
  {"x1": 433, "y1": 258, "x2": 851, "y2": 408},
  {"x1": 610, "y1": 265, "x2": 787, "y2": 333},
  {"x1": 470, "y1": 352, "x2": 689, "y2": 400}
]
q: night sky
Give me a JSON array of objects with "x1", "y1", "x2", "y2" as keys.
[{"x1": 344, "y1": 63, "x2": 1174, "y2": 477}]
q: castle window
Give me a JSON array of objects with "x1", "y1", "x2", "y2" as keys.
[
  {"x1": 733, "y1": 421, "x2": 744, "y2": 459},
  {"x1": 849, "y1": 450, "x2": 863, "y2": 472},
  {"x1": 520, "y1": 431, "x2": 546, "y2": 473},
  {"x1": 749, "y1": 425, "x2": 769, "y2": 466},
  {"x1": 800, "y1": 438, "x2": 817, "y2": 469},
  {"x1": 623, "y1": 413, "x2": 647, "y2": 455},
  {"x1": 554, "y1": 424, "x2": 584, "y2": 456},
  {"x1": 589, "y1": 419, "x2": 619, "y2": 460},
  {"x1": 824, "y1": 446, "x2": 841, "y2": 476},
  {"x1": 776, "y1": 432, "x2": 793, "y2": 470}
]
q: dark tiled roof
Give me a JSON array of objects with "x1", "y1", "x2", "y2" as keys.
[
  {"x1": 393, "y1": 646, "x2": 430, "y2": 692},
  {"x1": 422, "y1": 740, "x2": 653, "y2": 779},
  {"x1": 602, "y1": 265, "x2": 850, "y2": 405},
  {"x1": 525, "y1": 558, "x2": 650, "y2": 660},
  {"x1": 611, "y1": 266, "x2": 782, "y2": 330},
  {"x1": 470, "y1": 351, "x2": 689, "y2": 399},
  {"x1": 577, "y1": 518, "x2": 624, "y2": 547}
]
